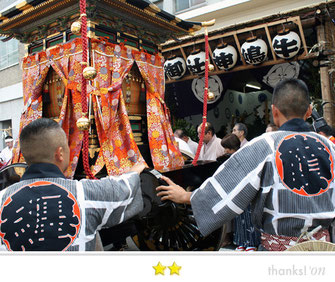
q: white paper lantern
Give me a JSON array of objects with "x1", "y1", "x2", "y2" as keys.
[
  {"x1": 213, "y1": 43, "x2": 238, "y2": 70},
  {"x1": 186, "y1": 50, "x2": 206, "y2": 74},
  {"x1": 241, "y1": 37, "x2": 268, "y2": 65},
  {"x1": 164, "y1": 56, "x2": 187, "y2": 79},
  {"x1": 272, "y1": 30, "x2": 301, "y2": 59}
]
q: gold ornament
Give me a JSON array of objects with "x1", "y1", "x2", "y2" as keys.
[
  {"x1": 76, "y1": 115, "x2": 90, "y2": 131},
  {"x1": 83, "y1": 66, "x2": 97, "y2": 80},
  {"x1": 208, "y1": 64, "x2": 215, "y2": 71},
  {"x1": 71, "y1": 21, "x2": 82, "y2": 35},
  {"x1": 208, "y1": 91, "x2": 215, "y2": 101}
]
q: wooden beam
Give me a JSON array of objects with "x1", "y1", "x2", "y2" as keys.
[
  {"x1": 207, "y1": 43, "x2": 219, "y2": 71},
  {"x1": 179, "y1": 46, "x2": 195, "y2": 76},
  {"x1": 162, "y1": 16, "x2": 303, "y2": 53},
  {"x1": 317, "y1": 22, "x2": 335, "y2": 126},
  {"x1": 264, "y1": 25, "x2": 277, "y2": 62},
  {"x1": 295, "y1": 18, "x2": 308, "y2": 56},
  {"x1": 233, "y1": 32, "x2": 246, "y2": 66}
]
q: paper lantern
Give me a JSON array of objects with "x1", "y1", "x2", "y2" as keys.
[
  {"x1": 186, "y1": 50, "x2": 206, "y2": 74},
  {"x1": 164, "y1": 56, "x2": 186, "y2": 79},
  {"x1": 213, "y1": 43, "x2": 238, "y2": 70},
  {"x1": 272, "y1": 30, "x2": 301, "y2": 59},
  {"x1": 241, "y1": 37, "x2": 268, "y2": 65}
]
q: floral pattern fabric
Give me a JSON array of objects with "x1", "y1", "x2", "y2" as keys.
[
  {"x1": 13, "y1": 37, "x2": 183, "y2": 178},
  {"x1": 134, "y1": 52, "x2": 184, "y2": 171},
  {"x1": 14, "y1": 39, "x2": 85, "y2": 178}
]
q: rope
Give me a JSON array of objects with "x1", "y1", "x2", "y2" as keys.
[
  {"x1": 192, "y1": 29, "x2": 209, "y2": 166},
  {"x1": 79, "y1": 0, "x2": 96, "y2": 179}
]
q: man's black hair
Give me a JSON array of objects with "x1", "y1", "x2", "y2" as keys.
[
  {"x1": 20, "y1": 118, "x2": 61, "y2": 144},
  {"x1": 317, "y1": 124, "x2": 333, "y2": 136},
  {"x1": 179, "y1": 131, "x2": 188, "y2": 139},
  {"x1": 205, "y1": 122, "x2": 215, "y2": 135},
  {"x1": 272, "y1": 78, "x2": 310, "y2": 119},
  {"x1": 221, "y1": 133, "x2": 240, "y2": 151}
]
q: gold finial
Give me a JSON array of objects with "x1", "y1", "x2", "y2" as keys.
[
  {"x1": 83, "y1": 66, "x2": 97, "y2": 80},
  {"x1": 201, "y1": 19, "x2": 216, "y2": 27},
  {"x1": 71, "y1": 21, "x2": 82, "y2": 35},
  {"x1": 76, "y1": 113, "x2": 90, "y2": 131},
  {"x1": 208, "y1": 91, "x2": 215, "y2": 101}
]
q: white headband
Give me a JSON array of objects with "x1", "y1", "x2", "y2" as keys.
[{"x1": 5, "y1": 138, "x2": 13, "y2": 142}]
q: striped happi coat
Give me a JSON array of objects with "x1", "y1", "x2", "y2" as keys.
[
  {"x1": 190, "y1": 119, "x2": 335, "y2": 239},
  {"x1": 0, "y1": 163, "x2": 143, "y2": 251}
]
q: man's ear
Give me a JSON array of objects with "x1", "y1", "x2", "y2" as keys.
[
  {"x1": 271, "y1": 104, "x2": 278, "y2": 118},
  {"x1": 271, "y1": 104, "x2": 281, "y2": 127},
  {"x1": 304, "y1": 104, "x2": 313, "y2": 120},
  {"x1": 54, "y1": 146, "x2": 64, "y2": 162}
]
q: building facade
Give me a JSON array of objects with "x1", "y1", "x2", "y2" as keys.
[
  {"x1": 0, "y1": 0, "x2": 24, "y2": 150},
  {"x1": 153, "y1": 0, "x2": 335, "y2": 136}
]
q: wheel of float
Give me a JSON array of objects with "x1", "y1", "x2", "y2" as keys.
[
  {"x1": 132, "y1": 203, "x2": 226, "y2": 251},
  {"x1": 132, "y1": 169, "x2": 226, "y2": 251}
]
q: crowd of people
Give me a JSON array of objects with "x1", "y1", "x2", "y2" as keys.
[
  {"x1": 160, "y1": 78, "x2": 335, "y2": 251},
  {"x1": 1, "y1": 78, "x2": 335, "y2": 252}
]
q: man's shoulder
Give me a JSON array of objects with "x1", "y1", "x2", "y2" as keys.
[{"x1": 2, "y1": 177, "x2": 75, "y2": 193}]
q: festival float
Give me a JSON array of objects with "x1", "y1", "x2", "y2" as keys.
[{"x1": 0, "y1": 0, "x2": 224, "y2": 251}]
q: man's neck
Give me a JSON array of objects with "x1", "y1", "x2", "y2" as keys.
[{"x1": 205, "y1": 135, "x2": 214, "y2": 145}]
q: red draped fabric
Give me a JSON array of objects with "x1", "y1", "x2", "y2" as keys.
[
  {"x1": 47, "y1": 41, "x2": 85, "y2": 178},
  {"x1": 13, "y1": 37, "x2": 183, "y2": 178},
  {"x1": 12, "y1": 52, "x2": 49, "y2": 164},
  {"x1": 90, "y1": 39, "x2": 146, "y2": 176},
  {"x1": 134, "y1": 51, "x2": 184, "y2": 171},
  {"x1": 13, "y1": 38, "x2": 85, "y2": 178}
]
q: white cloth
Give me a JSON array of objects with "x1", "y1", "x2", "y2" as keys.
[
  {"x1": 198, "y1": 135, "x2": 225, "y2": 161},
  {"x1": 187, "y1": 138, "x2": 198, "y2": 155},
  {"x1": 0, "y1": 163, "x2": 143, "y2": 251},
  {"x1": 0, "y1": 146, "x2": 13, "y2": 165},
  {"x1": 175, "y1": 137, "x2": 193, "y2": 156},
  {"x1": 240, "y1": 138, "x2": 248, "y2": 147}
]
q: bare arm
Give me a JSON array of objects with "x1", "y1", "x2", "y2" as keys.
[{"x1": 156, "y1": 176, "x2": 192, "y2": 204}]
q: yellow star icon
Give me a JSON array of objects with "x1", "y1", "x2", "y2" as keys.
[
  {"x1": 168, "y1": 261, "x2": 181, "y2": 275},
  {"x1": 153, "y1": 262, "x2": 166, "y2": 275}
]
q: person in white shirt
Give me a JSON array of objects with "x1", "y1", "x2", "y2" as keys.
[
  {"x1": 0, "y1": 136, "x2": 14, "y2": 168},
  {"x1": 174, "y1": 129, "x2": 198, "y2": 155},
  {"x1": 174, "y1": 136, "x2": 193, "y2": 156},
  {"x1": 232, "y1": 123, "x2": 249, "y2": 147},
  {"x1": 181, "y1": 133, "x2": 198, "y2": 155},
  {"x1": 197, "y1": 122, "x2": 225, "y2": 161}
]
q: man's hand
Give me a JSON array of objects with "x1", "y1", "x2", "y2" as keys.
[
  {"x1": 156, "y1": 176, "x2": 192, "y2": 204},
  {"x1": 129, "y1": 163, "x2": 146, "y2": 174}
]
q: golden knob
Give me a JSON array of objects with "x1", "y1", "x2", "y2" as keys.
[
  {"x1": 201, "y1": 19, "x2": 216, "y2": 27},
  {"x1": 208, "y1": 91, "x2": 215, "y2": 101},
  {"x1": 71, "y1": 21, "x2": 82, "y2": 35},
  {"x1": 83, "y1": 66, "x2": 97, "y2": 80},
  {"x1": 76, "y1": 115, "x2": 90, "y2": 131},
  {"x1": 208, "y1": 64, "x2": 215, "y2": 72}
]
